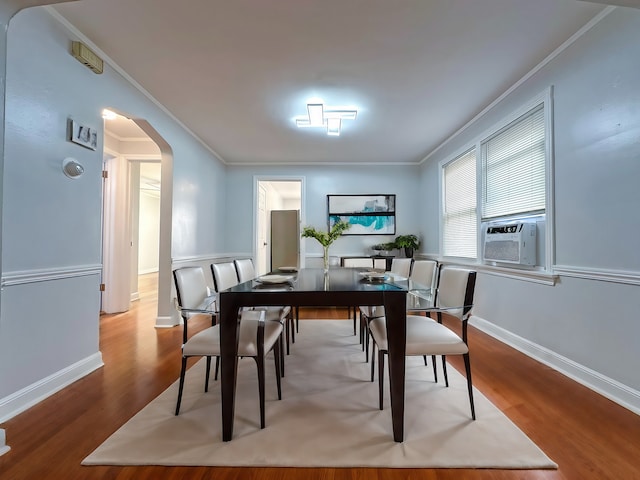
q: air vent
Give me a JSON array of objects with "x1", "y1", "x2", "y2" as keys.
[{"x1": 71, "y1": 41, "x2": 103, "y2": 74}]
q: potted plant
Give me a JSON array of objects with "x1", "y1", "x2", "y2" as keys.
[
  {"x1": 394, "y1": 234, "x2": 420, "y2": 258},
  {"x1": 302, "y1": 219, "x2": 351, "y2": 272},
  {"x1": 371, "y1": 242, "x2": 397, "y2": 256}
]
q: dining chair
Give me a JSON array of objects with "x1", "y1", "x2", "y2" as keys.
[
  {"x1": 368, "y1": 265, "x2": 477, "y2": 419},
  {"x1": 213, "y1": 261, "x2": 290, "y2": 375},
  {"x1": 341, "y1": 257, "x2": 375, "y2": 334},
  {"x1": 173, "y1": 266, "x2": 283, "y2": 428},
  {"x1": 359, "y1": 257, "x2": 416, "y2": 358},
  {"x1": 233, "y1": 258, "x2": 295, "y2": 354}
]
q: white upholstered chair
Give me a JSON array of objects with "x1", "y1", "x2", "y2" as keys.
[
  {"x1": 233, "y1": 258, "x2": 295, "y2": 354},
  {"x1": 341, "y1": 257, "x2": 375, "y2": 334},
  {"x1": 173, "y1": 266, "x2": 283, "y2": 428},
  {"x1": 358, "y1": 257, "x2": 418, "y2": 358},
  {"x1": 213, "y1": 261, "x2": 291, "y2": 375},
  {"x1": 368, "y1": 266, "x2": 477, "y2": 419}
]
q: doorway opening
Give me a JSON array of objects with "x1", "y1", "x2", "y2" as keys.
[
  {"x1": 255, "y1": 178, "x2": 304, "y2": 275},
  {"x1": 102, "y1": 111, "x2": 163, "y2": 315}
]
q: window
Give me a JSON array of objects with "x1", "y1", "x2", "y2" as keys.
[
  {"x1": 440, "y1": 90, "x2": 551, "y2": 269},
  {"x1": 442, "y1": 149, "x2": 477, "y2": 258},
  {"x1": 481, "y1": 104, "x2": 545, "y2": 220}
]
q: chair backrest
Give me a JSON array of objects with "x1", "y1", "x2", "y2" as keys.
[
  {"x1": 211, "y1": 262, "x2": 239, "y2": 292},
  {"x1": 234, "y1": 258, "x2": 256, "y2": 283},
  {"x1": 174, "y1": 267, "x2": 209, "y2": 310},
  {"x1": 435, "y1": 266, "x2": 477, "y2": 320},
  {"x1": 390, "y1": 258, "x2": 412, "y2": 277},
  {"x1": 343, "y1": 257, "x2": 374, "y2": 268},
  {"x1": 409, "y1": 260, "x2": 437, "y2": 288}
]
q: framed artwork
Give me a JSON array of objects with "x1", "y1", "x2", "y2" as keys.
[
  {"x1": 70, "y1": 119, "x2": 98, "y2": 150},
  {"x1": 327, "y1": 194, "x2": 396, "y2": 235}
]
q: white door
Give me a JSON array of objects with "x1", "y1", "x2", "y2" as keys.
[{"x1": 257, "y1": 185, "x2": 268, "y2": 275}]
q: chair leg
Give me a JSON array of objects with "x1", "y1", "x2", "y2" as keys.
[
  {"x1": 175, "y1": 356, "x2": 188, "y2": 415},
  {"x1": 463, "y1": 353, "x2": 476, "y2": 420},
  {"x1": 431, "y1": 355, "x2": 437, "y2": 383},
  {"x1": 442, "y1": 355, "x2": 449, "y2": 387},
  {"x1": 289, "y1": 312, "x2": 295, "y2": 344},
  {"x1": 370, "y1": 341, "x2": 376, "y2": 382},
  {"x1": 295, "y1": 306, "x2": 299, "y2": 333},
  {"x1": 378, "y1": 350, "x2": 385, "y2": 410},
  {"x1": 285, "y1": 318, "x2": 291, "y2": 355},
  {"x1": 204, "y1": 356, "x2": 212, "y2": 392},
  {"x1": 423, "y1": 355, "x2": 428, "y2": 366},
  {"x1": 274, "y1": 338, "x2": 282, "y2": 400},
  {"x1": 254, "y1": 356, "x2": 266, "y2": 429},
  {"x1": 365, "y1": 318, "x2": 371, "y2": 362},
  {"x1": 280, "y1": 334, "x2": 285, "y2": 377},
  {"x1": 352, "y1": 306, "x2": 357, "y2": 335},
  {"x1": 214, "y1": 356, "x2": 220, "y2": 381}
]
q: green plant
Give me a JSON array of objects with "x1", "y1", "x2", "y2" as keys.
[
  {"x1": 372, "y1": 242, "x2": 396, "y2": 251},
  {"x1": 394, "y1": 234, "x2": 420, "y2": 249},
  {"x1": 301, "y1": 219, "x2": 351, "y2": 247}
]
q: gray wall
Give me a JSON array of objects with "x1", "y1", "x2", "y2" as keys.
[{"x1": 420, "y1": 7, "x2": 640, "y2": 411}]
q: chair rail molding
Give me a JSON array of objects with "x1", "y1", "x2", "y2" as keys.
[
  {"x1": 553, "y1": 265, "x2": 640, "y2": 286},
  {"x1": 1, "y1": 264, "x2": 102, "y2": 287}
]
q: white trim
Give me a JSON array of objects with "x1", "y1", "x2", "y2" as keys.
[
  {"x1": 1, "y1": 265, "x2": 102, "y2": 287},
  {"x1": 253, "y1": 176, "x2": 306, "y2": 271},
  {"x1": 0, "y1": 429, "x2": 9, "y2": 457},
  {"x1": 0, "y1": 353, "x2": 103, "y2": 423},
  {"x1": 155, "y1": 315, "x2": 178, "y2": 328},
  {"x1": 554, "y1": 265, "x2": 640, "y2": 286},
  {"x1": 471, "y1": 315, "x2": 640, "y2": 416},
  {"x1": 420, "y1": 6, "x2": 616, "y2": 165},
  {"x1": 171, "y1": 253, "x2": 243, "y2": 267}
]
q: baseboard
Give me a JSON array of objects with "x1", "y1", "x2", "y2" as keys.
[
  {"x1": 470, "y1": 316, "x2": 640, "y2": 415},
  {"x1": 0, "y1": 429, "x2": 9, "y2": 457},
  {"x1": 155, "y1": 314, "x2": 179, "y2": 328},
  {"x1": 0, "y1": 353, "x2": 104, "y2": 423}
]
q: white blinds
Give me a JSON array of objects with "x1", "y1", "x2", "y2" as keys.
[
  {"x1": 482, "y1": 104, "x2": 545, "y2": 219},
  {"x1": 443, "y1": 149, "x2": 477, "y2": 258}
]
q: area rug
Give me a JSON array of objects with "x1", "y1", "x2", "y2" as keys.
[{"x1": 83, "y1": 320, "x2": 557, "y2": 469}]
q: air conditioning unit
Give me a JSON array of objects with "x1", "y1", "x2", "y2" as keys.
[{"x1": 483, "y1": 221, "x2": 536, "y2": 265}]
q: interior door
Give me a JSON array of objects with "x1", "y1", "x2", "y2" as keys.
[
  {"x1": 270, "y1": 210, "x2": 300, "y2": 270},
  {"x1": 257, "y1": 185, "x2": 268, "y2": 274}
]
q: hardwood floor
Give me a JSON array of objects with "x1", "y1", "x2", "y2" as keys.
[{"x1": 1, "y1": 273, "x2": 639, "y2": 479}]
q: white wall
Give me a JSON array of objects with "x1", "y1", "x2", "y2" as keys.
[
  {"x1": 0, "y1": 6, "x2": 227, "y2": 420},
  {"x1": 138, "y1": 191, "x2": 160, "y2": 274},
  {"x1": 420, "y1": 7, "x2": 640, "y2": 412}
]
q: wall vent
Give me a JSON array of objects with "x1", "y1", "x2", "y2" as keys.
[{"x1": 71, "y1": 41, "x2": 103, "y2": 74}]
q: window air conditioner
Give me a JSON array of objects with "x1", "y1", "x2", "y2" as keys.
[{"x1": 483, "y1": 221, "x2": 536, "y2": 265}]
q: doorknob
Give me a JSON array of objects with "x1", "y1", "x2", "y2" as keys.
[{"x1": 263, "y1": 242, "x2": 268, "y2": 246}]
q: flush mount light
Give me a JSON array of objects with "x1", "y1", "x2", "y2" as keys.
[
  {"x1": 102, "y1": 109, "x2": 117, "y2": 120},
  {"x1": 295, "y1": 102, "x2": 357, "y2": 136}
]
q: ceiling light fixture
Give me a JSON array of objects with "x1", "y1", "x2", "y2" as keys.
[
  {"x1": 295, "y1": 102, "x2": 357, "y2": 136},
  {"x1": 102, "y1": 109, "x2": 117, "y2": 120}
]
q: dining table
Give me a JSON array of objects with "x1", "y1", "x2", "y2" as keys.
[{"x1": 218, "y1": 267, "x2": 438, "y2": 443}]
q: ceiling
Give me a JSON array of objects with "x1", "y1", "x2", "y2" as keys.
[{"x1": 50, "y1": 0, "x2": 632, "y2": 165}]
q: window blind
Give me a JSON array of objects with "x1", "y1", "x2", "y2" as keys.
[
  {"x1": 482, "y1": 104, "x2": 545, "y2": 219},
  {"x1": 443, "y1": 149, "x2": 477, "y2": 258}
]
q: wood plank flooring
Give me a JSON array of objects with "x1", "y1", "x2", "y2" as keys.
[{"x1": 1, "y1": 273, "x2": 639, "y2": 479}]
